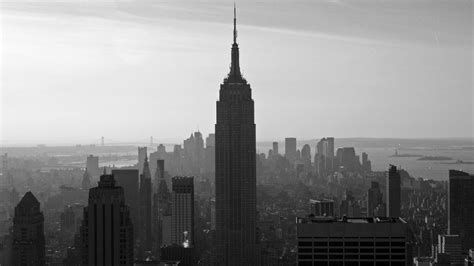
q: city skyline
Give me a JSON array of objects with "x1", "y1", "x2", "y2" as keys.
[{"x1": 2, "y1": 0, "x2": 472, "y2": 145}]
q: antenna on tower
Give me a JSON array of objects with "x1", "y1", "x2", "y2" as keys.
[
  {"x1": 150, "y1": 136, "x2": 153, "y2": 146},
  {"x1": 101, "y1": 136, "x2": 104, "y2": 146}
]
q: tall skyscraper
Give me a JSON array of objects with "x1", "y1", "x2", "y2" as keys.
[
  {"x1": 79, "y1": 174, "x2": 134, "y2": 266},
  {"x1": 386, "y1": 165, "x2": 401, "y2": 218},
  {"x1": 139, "y1": 157, "x2": 152, "y2": 254},
  {"x1": 315, "y1": 137, "x2": 335, "y2": 176},
  {"x1": 153, "y1": 160, "x2": 172, "y2": 249},
  {"x1": 112, "y1": 169, "x2": 139, "y2": 234},
  {"x1": 448, "y1": 170, "x2": 474, "y2": 252},
  {"x1": 215, "y1": 6, "x2": 258, "y2": 265},
  {"x1": 86, "y1": 155, "x2": 100, "y2": 178},
  {"x1": 171, "y1": 176, "x2": 194, "y2": 247},
  {"x1": 367, "y1": 181, "x2": 383, "y2": 217},
  {"x1": 285, "y1": 137, "x2": 297, "y2": 164},
  {"x1": 11, "y1": 192, "x2": 45, "y2": 266},
  {"x1": 272, "y1": 141, "x2": 279, "y2": 156},
  {"x1": 138, "y1": 147, "x2": 147, "y2": 174}
]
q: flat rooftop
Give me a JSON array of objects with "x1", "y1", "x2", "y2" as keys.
[{"x1": 297, "y1": 216, "x2": 406, "y2": 224}]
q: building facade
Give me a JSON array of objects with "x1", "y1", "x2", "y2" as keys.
[
  {"x1": 296, "y1": 216, "x2": 412, "y2": 266},
  {"x1": 448, "y1": 170, "x2": 474, "y2": 253},
  {"x1": 214, "y1": 6, "x2": 259, "y2": 265},
  {"x1": 80, "y1": 174, "x2": 134, "y2": 266},
  {"x1": 11, "y1": 192, "x2": 45, "y2": 266},
  {"x1": 386, "y1": 165, "x2": 401, "y2": 218},
  {"x1": 171, "y1": 176, "x2": 194, "y2": 247}
]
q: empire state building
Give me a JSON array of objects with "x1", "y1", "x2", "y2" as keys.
[{"x1": 214, "y1": 6, "x2": 259, "y2": 266}]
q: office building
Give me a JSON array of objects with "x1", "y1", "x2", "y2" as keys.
[
  {"x1": 272, "y1": 142, "x2": 279, "y2": 156},
  {"x1": 112, "y1": 169, "x2": 139, "y2": 233},
  {"x1": 86, "y1": 155, "x2": 100, "y2": 178},
  {"x1": 438, "y1": 234, "x2": 463, "y2": 265},
  {"x1": 448, "y1": 170, "x2": 474, "y2": 252},
  {"x1": 81, "y1": 170, "x2": 91, "y2": 190},
  {"x1": 79, "y1": 174, "x2": 134, "y2": 265},
  {"x1": 335, "y1": 147, "x2": 357, "y2": 172},
  {"x1": 138, "y1": 147, "x2": 147, "y2": 174},
  {"x1": 139, "y1": 157, "x2": 152, "y2": 254},
  {"x1": 171, "y1": 177, "x2": 194, "y2": 246},
  {"x1": 386, "y1": 165, "x2": 401, "y2": 218},
  {"x1": 309, "y1": 199, "x2": 334, "y2": 217},
  {"x1": 153, "y1": 160, "x2": 172, "y2": 249},
  {"x1": 285, "y1": 137, "x2": 297, "y2": 164},
  {"x1": 11, "y1": 192, "x2": 45, "y2": 266},
  {"x1": 214, "y1": 6, "x2": 259, "y2": 265},
  {"x1": 296, "y1": 216, "x2": 412, "y2": 266},
  {"x1": 315, "y1": 138, "x2": 335, "y2": 176},
  {"x1": 367, "y1": 181, "x2": 383, "y2": 217}
]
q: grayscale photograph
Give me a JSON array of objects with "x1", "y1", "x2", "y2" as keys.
[{"x1": 0, "y1": 0, "x2": 472, "y2": 265}]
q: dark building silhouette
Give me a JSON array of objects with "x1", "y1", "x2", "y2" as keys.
[
  {"x1": 80, "y1": 173, "x2": 134, "y2": 265},
  {"x1": 112, "y1": 169, "x2": 139, "y2": 235},
  {"x1": 386, "y1": 165, "x2": 401, "y2": 218},
  {"x1": 214, "y1": 6, "x2": 259, "y2": 265},
  {"x1": 153, "y1": 160, "x2": 172, "y2": 250},
  {"x1": 448, "y1": 170, "x2": 474, "y2": 252},
  {"x1": 335, "y1": 147, "x2": 357, "y2": 172},
  {"x1": 139, "y1": 157, "x2": 153, "y2": 255},
  {"x1": 11, "y1": 191, "x2": 45, "y2": 266},
  {"x1": 367, "y1": 181, "x2": 383, "y2": 217}
]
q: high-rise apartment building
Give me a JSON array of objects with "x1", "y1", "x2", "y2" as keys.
[
  {"x1": 11, "y1": 192, "x2": 45, "y2": 266},
  {"x1": 448, "y1": 170, "x2": 474, "y2": 252},
  {"x1": 214, "y1": 6, "x2": 259, "y2": 265},
  {"x1": 79, "y1": 174, "x2": 134, "y2": 266},
  {"x1": 171, "y1": 177, "x2": 194, "y2": 247}
]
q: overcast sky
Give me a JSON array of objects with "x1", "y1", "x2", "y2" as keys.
[{"x1": 1, "y1": 0, "x2": 472, "y2": 145}]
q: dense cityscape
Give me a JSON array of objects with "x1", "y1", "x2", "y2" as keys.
[{"x1": 1, "y1": 5, "x2": 473, "y2": 266}]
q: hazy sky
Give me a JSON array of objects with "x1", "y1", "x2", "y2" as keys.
[{"x1": 1, "y1": 0, "x2": 472, "y2": 145}]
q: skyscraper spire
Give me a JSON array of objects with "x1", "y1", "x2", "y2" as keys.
[
  {"x1": 233, "y1": 3, "x2": 237, "y2": 44},
  {"x1": 228, "y1": 3, "x2": 242, "y2": 80}
]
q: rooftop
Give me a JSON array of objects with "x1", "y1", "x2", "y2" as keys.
[{"x1": 297, "y1": 216, "x2": 406, "y2": 224}]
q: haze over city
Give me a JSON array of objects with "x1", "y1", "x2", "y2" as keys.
[
  {"x1": 2, "y1": 0, "x2": 472, "y2": 145},
  {"x1": 0, "y1": 1, "x2": 473, "y2": 266}
]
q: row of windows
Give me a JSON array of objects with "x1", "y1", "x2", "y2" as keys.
[
  {"x1": 299, "y1": 241, "x2": 405, "y2": 247},
  {"x1": 298, "y1": 248, "x2": 406, "y2": 253},
  {"x1": 298, "y1": 254, "x2": 406, "y2": 260},
  {"x1": 298, "y1": 262, "x2": 406, "y2": 266}
]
